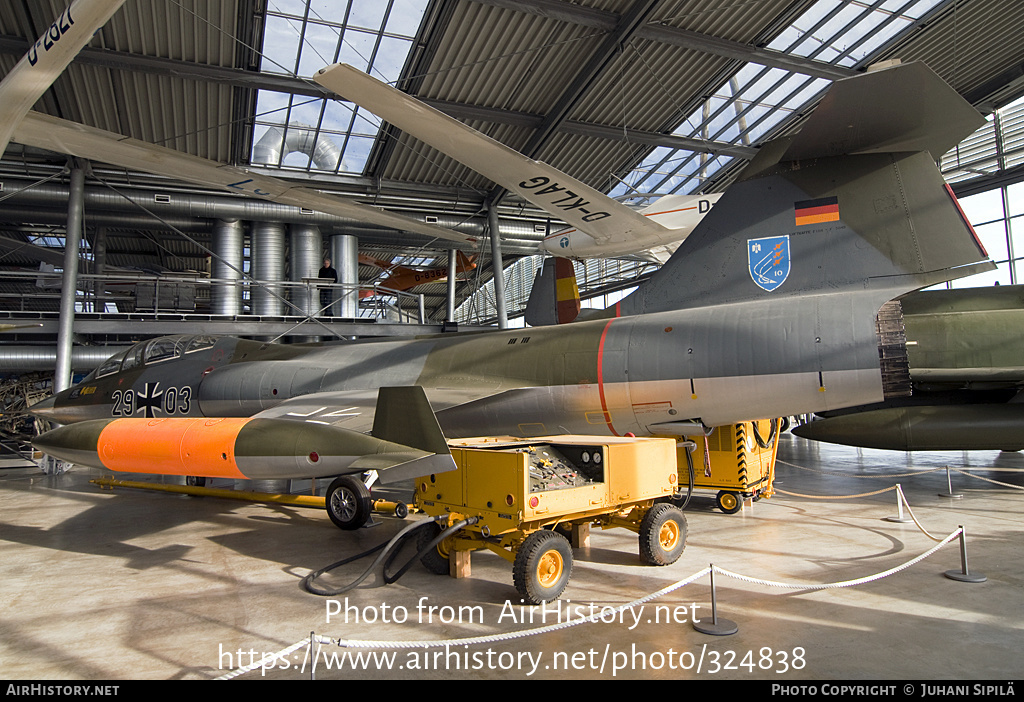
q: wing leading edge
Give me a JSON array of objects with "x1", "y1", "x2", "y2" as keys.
[{"x1": 12, "y1": 112, "x2": 474, "y2": 245}]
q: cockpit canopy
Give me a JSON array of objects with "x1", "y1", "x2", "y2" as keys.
[{"x1": 83, "y1": 335, "x2": 217, "y2": 382}]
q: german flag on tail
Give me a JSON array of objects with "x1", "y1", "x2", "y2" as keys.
[{"x1": 795, "y1": 196, "x2": 840, "y2": 226}]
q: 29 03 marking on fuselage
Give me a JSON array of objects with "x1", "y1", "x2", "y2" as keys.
[{"x1": 111, "y1": 384, "x2": 192, "y2": 418}]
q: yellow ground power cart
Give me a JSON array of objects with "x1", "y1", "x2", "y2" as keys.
[
  {"x1": 663, "y1": 419, "x2": 780, "y2": 514},
  {"x1": 414, "y1": 435, "x2": 687, "y2": 604}
]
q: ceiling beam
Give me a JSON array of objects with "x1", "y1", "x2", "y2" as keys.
[
  {"x1": 470, "y1": 0, "x2": 854, "y2": 81},
  {"x1": 0, "y1": 35, "x2": 746, "y2": 159},
  {"x1": 487, "y1": 0, "x2": 664, "y2": 205}
]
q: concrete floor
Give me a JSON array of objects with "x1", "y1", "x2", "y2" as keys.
[{"x1": 2, "y1": 433, "x2": 1023, "y2": 681}]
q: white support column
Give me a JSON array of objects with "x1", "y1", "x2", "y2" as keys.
[
  {"x1": 488, "y1": 204, "x2": 508, "y2": 329},
  {"x1": 446, "y1": 248, "x2": 457, "y2": 322},
  {"x1": 331, "y1": 234, "x2": 359, "y2": 318},
  {"x1": 54, "y1": 167, "x2": 85, "y2": 393}
]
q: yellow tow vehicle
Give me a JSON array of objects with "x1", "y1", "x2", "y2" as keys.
[
  {"x1": 414, "y1": 435, "x2": 687, "y2": 604},
  {"x1": 661, "y1": 419, "x2": 780, "y2": 514}
]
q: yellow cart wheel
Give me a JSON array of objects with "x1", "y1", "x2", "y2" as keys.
[
  {"x1": 639, "y1": 503, "x2": 688, "y2": 565},
  {"x1": 513, "y1": 530, "x2": 573, "y2": 604},
  {"x1": 716, "y1": 490, "x2": 742, "y2": 515}
]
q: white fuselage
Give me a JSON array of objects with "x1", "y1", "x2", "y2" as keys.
[{"x1": 541, "y1": 193, "x2": 722, "y2": 258}]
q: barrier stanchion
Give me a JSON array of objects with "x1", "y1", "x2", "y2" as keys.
[
  {"x1": 215, "y1": 469, "x2": 987, "y2": 680},
  {"x1": 884, "y1": 483, "x2": 913, "y2": 523},
  {"x1": 943, "y1": 526, "x2": 987, "y2": 583},
  {"x1": 938, "y1": 466, "x2": 964, "y2": 499},
  {"x1": 309, "y1": 631, "x2": 316, "y2": 681},
  {"x1": 692, "y1": 564, "x2": 738, "y2": 636}
]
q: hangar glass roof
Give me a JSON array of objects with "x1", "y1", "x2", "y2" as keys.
[
  {"x1": 942, "y1": 96, "x2": 1024, "y2": 183},
  {"x1": 251, "y1": 0, "x2": 429, "y2": 175},
  {"x1": 609, "y1": 0, "x2": 947, "y2": 199}
]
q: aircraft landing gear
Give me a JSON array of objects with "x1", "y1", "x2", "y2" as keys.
[{"x1": 326, "y1": 475, "x2": 372, "y2": 530}]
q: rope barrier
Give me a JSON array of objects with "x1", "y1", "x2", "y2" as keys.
[
  {"x1": 217, "y1": 525, "x2": 966, "y2": 679},
  {"x1": 951, "y1": 469, "x2": 1024, "y2": 491},
  {"x1": 775, "y1": 458, "x2": 947, "y2": 479},
  {"x1": 713, "y1": 528, "x2": 961, "y2": 590},
  {"x1": 894, "y1": 485, "x2": 945, "y2": 541},
  {"x1": 775, "y1": 485, "x2": 897, "y2": 500},
  {"x1": 215, "y1": 639, "x2": 309, "y2": 680}
]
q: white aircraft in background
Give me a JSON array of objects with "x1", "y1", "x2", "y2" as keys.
[
  {"x1": 543, "y1": 192, "x2": 722, "y2": 261},
  {"x1": 1, "y1": 2, "x2": 712, "y2": 260},
  {"x1": 0, "y1": 0, "x2": 474, "y2": 247},
  {"x1": 314, "y1": 64, "x2": 721, "y2": 260}
]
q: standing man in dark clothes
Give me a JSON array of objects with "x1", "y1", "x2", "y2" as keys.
[{"x1": 318, "y1": 256, "x2": 337, "y2": 317}]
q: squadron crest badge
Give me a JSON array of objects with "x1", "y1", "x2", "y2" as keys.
[{"x1": 748, "y1": 235, "x2": 790, "y2": 292}]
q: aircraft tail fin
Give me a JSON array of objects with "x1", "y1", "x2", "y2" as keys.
[
  {"x1": 780, "y1": 60, "x2": 984, "y2": 163},
  {"x1": 525, "y1": 258, "x2": 582, "y2": 326},
  {"x1": 371, "y1": 386, "x2": 450, "y2": 456},
  {"x1": 620, "y1": 62, "x2": 993, "y2": 317}
]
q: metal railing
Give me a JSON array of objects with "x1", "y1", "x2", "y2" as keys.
[{"x1": 0, "y1": 270, "x2": 430, "y2": 324}]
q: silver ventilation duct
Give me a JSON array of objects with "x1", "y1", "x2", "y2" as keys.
[
  {"x1": 289, "y1": 224, "x2": 322, "y2": 317},
  {"x1": 253, "y1": 123, "x2": 343, "y2": 171},
  {"x1": 0, "y1": 182, "x2": 545, "y2": 246},
  {"x1": 212, "y1": 219, "x2": 244, "y2": 315},
  {"x1": 251, "y1": 221, "x2": 285, "y2": 316},
  {"x1": 0, "y1": 345, "x2": 128, "y2": 372},
  {"x1": 330, "y1": 234, "x2": 359, "y2": 318}
]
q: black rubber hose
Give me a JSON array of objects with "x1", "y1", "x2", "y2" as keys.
[
  {"x1": 301, "y1": 515, "x2": 448, "y2": 597},
  {"x1": 676, "y1": 442, "x2": 695, "y2": 510},
  {"x1": 753, "y1": 418, "x2": 779, "y2": 449},
  {"x1": 382, "y1": 516, "x2": 480, "y2": 584}
]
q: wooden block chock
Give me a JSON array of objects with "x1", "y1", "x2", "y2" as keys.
[
  {"x1": 571, "y1": 523, "x2": 590, "y2": 549},
  {"x1": 450, "y1": 549, "x2": 471, "y2": 578}
]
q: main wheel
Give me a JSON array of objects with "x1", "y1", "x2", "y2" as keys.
[
  {"x1": 325, "y1": 475, "x2": 372, "y2": 530},
  {"x1": 417, "y1": 521, "x2": 452, "y2": 575},
  {"x1": 513, "y1": 530, "x2": 573, "y2": 605},
  {"x1": 639, "y1": 503, "x2": 688, "y2": 566},
  {"x1": 716, "y1": 490, "x2": 741, "y2": 515}
]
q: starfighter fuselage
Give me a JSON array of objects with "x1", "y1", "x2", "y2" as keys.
[
  {"x1": 33, "y1": 295, "x2": 886, "y2": 442},
  {"x1": 29, "y1": 62, "x2": 996, "y2": 480}
]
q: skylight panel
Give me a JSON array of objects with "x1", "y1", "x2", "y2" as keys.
[
  {"x1": 252, "y1": 0, "x2": 429, "y2": 177},
  {"x1": 767, "y1": 0, "x2": 947, "y2": 67},
  {"x1": 262, "y1": 14, "x2": 303, "y2": 75}
]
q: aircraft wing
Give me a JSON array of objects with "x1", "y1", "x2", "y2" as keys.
[
  {"x1": 12, "y1": 111, "x2": 475, "y2": 245},
  {"x1": 313, "y1": 63, "x2": 678, "y2": 250},
  {"x1": 249, "y1": 386, "x2": 494, "y2": 435},
  {"x1": 0, "y1": 0, "x2": 129, "y2": 155}
]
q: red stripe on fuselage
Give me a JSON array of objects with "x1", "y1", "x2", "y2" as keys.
[{"x1": 596, "y1": 318, "x2": 619, "y2": 437}]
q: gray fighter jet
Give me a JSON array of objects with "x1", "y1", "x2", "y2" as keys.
[
  {"x1": 793, "y1": 284, "x2": 1024, "y2": 451},
  {"x1": 29, "y1": 62, "x2": 993, "y2": 522}
]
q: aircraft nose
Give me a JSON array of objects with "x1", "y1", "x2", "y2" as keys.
[{"x1": 28, "y1": 394, "x2": 58, "y2": 419}]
